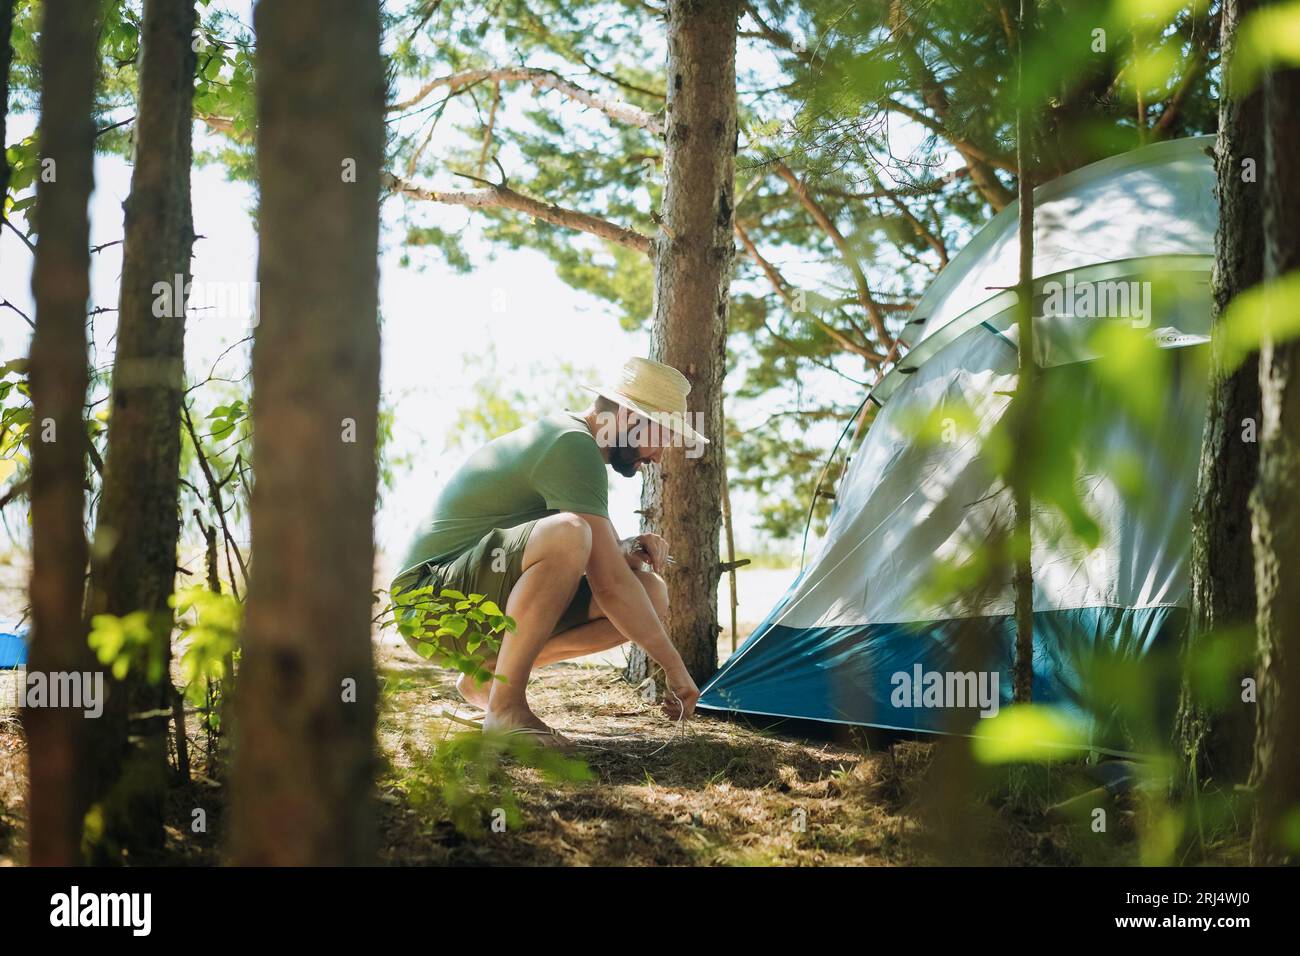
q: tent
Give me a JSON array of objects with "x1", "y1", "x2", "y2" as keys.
[
  {"x1": 699, "y1": 136, "x2": 1217, "y2": 744},
  {"x1": 0, "y1": 627, "x2": 27, "y2": 669}
]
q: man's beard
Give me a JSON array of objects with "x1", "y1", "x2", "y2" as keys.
[{"x1": 610, "y1": 442, "x2": 642, "y2": 478}]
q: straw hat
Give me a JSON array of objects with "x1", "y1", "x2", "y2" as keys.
[{"x1": 582, "y1": 357, "x2": 710, "y2": 445}]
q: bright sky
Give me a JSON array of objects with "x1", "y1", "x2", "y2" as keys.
[{"x1": 0, "y1": 111, "x2": 667, "y2": 573}]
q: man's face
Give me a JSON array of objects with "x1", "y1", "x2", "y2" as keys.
[{"x1": 608, "y1": 409, "x2": 671, "y2": 478}]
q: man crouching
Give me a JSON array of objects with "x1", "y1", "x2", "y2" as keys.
[{"x1": 390, "y1": 357, "x2": 706, "y2": 748}]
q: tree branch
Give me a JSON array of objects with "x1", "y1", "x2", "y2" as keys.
[
  {"x1": 735, "y1": 219, "x2": 885, "y2": 365},
  {"x1": 196, "y1": 112, "x2": 248, "y2": 143},
  {"x1": 886, "y1": 193, "x2": 949, "y2": 266},
  {"x1": 388, "y1": 66, "x2": 664, "y2": 134},
  {"x1": 883, "y1": 97, "x2": 1018, "y2": 174},
  {"x1": 3, "y1": 217, "x2": 36, "y2": 254},
  {"x1": 383, "y1": 170, "x2": 653, "y2": 255},
  {"x1": 476, "y1": 81, "x2": 501, "y2": 177},
  {"x1": 771, "y1": 160, "x2": 893, "y2": 349},
  {"x1": 182, "y1": 403, "x2": 249, "y2": 587},
  {"x1": 813, "y1": 168, "x2": 970, "y2": 201},
  {"x1": 1, "y1": 299, "x2": 34, "y2": 329}
]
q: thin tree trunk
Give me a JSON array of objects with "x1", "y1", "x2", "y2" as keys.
[
  {"x1": 82, "y1": 0, "x2": 197, "y2": 858},
  {"x1": 1248, "y1": 32, "x2": 1300, "y2": 866},
  {"x1": 1, "y1": 0, "x2": 13, "y2": 215},
  {"x1": 1010, "y1": 0, "x2": 1037, "y2": 703},
  {"x1": 1175, "y1": 0, "x2": 1262, "y2": 799},
  {"x1": 22, "y1": 0, "x2": 98, "y2": 866},
  {"x1": 230, "y1": 0, "x2": 384, "y2": 865},
  {"x1": 625, "y1": 0, "x2": 738, "y2": 688}
]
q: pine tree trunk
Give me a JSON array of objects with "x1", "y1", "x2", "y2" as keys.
[
  {"x1": 625, "y1": 0, "x2": 738, "y2": 688},
  {"x1": 22, "y1": 0, "x2": 98, "y2": 866},
  {"x1": 82, "y1": 0, "x2": 197, "y2": 858},
  {"x1": 1248, "y1": 39, "x2": 1300, "y2": 866},
  {"x1": 1175, "y1": 0, "x2": 1262, "y2": 796},
  {"x1": 230, "y1": 0, "x2": 384, "y2": 865}
]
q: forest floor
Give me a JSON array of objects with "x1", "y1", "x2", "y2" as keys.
[
  {"x1": 2, "y1": 635, "x2": 1238, "y2": 866},
  {"x1": 0, "y1": 551, "x2": 1252, "y2": 867},
  {"x1": 367, "y1": 647, "x2": 1158, "y2": 866}
]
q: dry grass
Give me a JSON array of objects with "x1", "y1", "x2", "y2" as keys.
[
  {"x1": 369, "y1": 640, "x2": 1154, "y2": 866},
  {"x1": 374, "y1": 650, "x2": 926, "y2": 866},
  {"x1": 0, "y1": 677, "x2": 23, "y2": 866},
  {"x1": 0, "y1": 641, "x2": 1170, "y2": 867}
]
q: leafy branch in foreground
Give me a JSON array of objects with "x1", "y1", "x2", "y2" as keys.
[
  {"x1": 384, "y1": 586, "x2": 515, "y2": 689},
  {"x1": 172, "y1": 586, "x2": 241, "y2": 710}
]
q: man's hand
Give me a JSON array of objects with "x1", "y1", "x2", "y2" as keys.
[
  {"x1": 578, "y1": 515, "x2": 695, "y2": 721},
  {"x1": 663, "y1": 669, "x2": 699, "y2": 721},
  {"x1": 623, "y1": 532, "x2": 669, "y2": 574}
]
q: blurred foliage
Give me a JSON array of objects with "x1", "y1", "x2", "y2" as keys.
[
  {"x1": 1219, "y1": 269, "x2": 1300, "y2": 369},
  {"x1": 1230, "y1": 0, "x2": 1300, "y2": 91},
  {"x1": 445, "y1": 348, "x2": 596, "y2": 450},
  {"x1": 172, "y1": 585, "x2": 241, "y2": 709},
  {"x1": 0, "y1": 359, "x2": 32, "y2": 491},
  {"x1": 88, "y1": 610, "x2": 167, "y2": 683},
  {"x1": 972, "y1": 705, "x2": 1090, "y2": 763},
  {"x1": 890, "y1": 277, "x2": 1290, "y2": 861},
  {"x1": 392, "y1": 728, "x2": 592, "y2": 837}
]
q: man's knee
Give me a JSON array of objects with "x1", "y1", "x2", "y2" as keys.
[
  {"x1": 529, "y1": 512, "x2": 592, "y2": 571},
  {"x1": 636, "y1": 569, "x2": 669, "y2": 619}
]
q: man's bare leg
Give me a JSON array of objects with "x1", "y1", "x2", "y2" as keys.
[
  {"x1": 536, "y1": 569, "x2": 667, "y2": 665},
  {"x1": 480, "y1": 514, "x2": 590, "y2": 739},
  {"x1": 458, "y1": 569, "x2": 667, "y2": 707}
]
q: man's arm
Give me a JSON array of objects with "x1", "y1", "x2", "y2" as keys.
[{"x1": 575, "y1": 512, "x2": 699, "y2": 718}]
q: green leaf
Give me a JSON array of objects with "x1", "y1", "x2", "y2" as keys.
[
  {"x1": 1220, "y1": 270, "x2": 1300, "y2": 370},
  {"x1": 971, "y1": 705, "x2": 1089, "y2": 764}
]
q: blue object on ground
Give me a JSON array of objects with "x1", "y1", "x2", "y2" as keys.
[{"x1": 0, "y1": 628, "x2": 28, "y2": 668}]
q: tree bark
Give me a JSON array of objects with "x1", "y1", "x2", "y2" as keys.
[
  {"x1": 1010, "y1": 0, "x2": 1036, "y2": 704},
  {"x1": 81, "y1": 0, "x2": 197, "y2": 858},
  {"x1": 1, "y1": 0, "x2": 12, "y2": 213},
  {"x1": 1248, "y1": 28, "x2": 1300, "y2": 866},
  {"x1": 625, "y1": 0, "x2": 738, "y2": 688},
  {"x1": 230, "y1": 0, "x2": 384, "y2": 865},
  {"x1": 23, "y1": 0, "x2": 98, "y2": 866},
  {"x1": 1175, "y1": 0, "x2": 1262, "y2": 797}
]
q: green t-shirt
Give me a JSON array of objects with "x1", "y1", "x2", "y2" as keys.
[{"x1": 398, "y1": 412, "x2": 609, "y2": 574}]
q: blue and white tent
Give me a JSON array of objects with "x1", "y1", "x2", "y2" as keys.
[{"x1": 699, "y1": 137, "x2": 1217, "y2": 741}]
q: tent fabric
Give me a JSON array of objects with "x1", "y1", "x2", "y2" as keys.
[
  {"x1": 873, "y1": 135, "x2": 1216, "y2": 406},
  {"x1": 699, "y1": 606, "x2": 1182, "y2": 738},
  {"x1": 699, "y1": 138, "x2": 1216, "y2": 743},
  {"x1": 873, "y1": 258, "x2": 1212, "y2": 408},
  {"x1": 909, "y1": 135, "x2": 1215, "y2": 347}
]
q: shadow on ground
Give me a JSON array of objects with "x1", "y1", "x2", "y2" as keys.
[{"x1": 372, "y1": 644, "x2": 1160, "y2": 866}]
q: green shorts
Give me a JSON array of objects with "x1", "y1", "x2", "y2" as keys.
[{"x1": 390, "y1": 519, "x2": 593, "y2": 660}]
